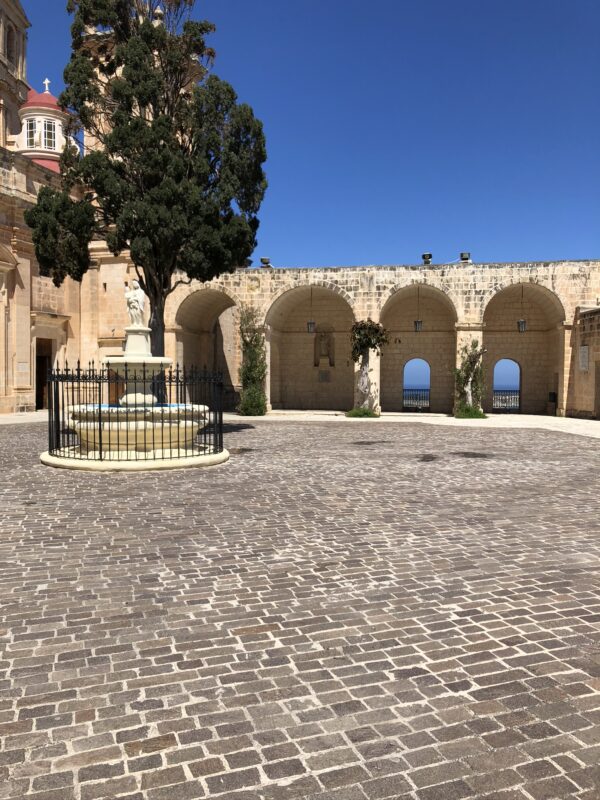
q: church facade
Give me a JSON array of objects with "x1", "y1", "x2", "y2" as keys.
[{"x1": 1, "y1": 0, "x2": 599, "y2": 417}]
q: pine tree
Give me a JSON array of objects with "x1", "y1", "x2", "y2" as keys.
[{"x1": 25, "y1": 0, "x2": 267, "y2": 355}]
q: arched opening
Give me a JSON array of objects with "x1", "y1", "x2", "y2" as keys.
[
  {"x1": 492, "y1": 359, "x2": 521, "y2": 412},
  {"x1": 483, "y1": 283, "x2": 565, "y2": 414},
  {"x1": 6, "y1": 26, "x2": 16, "y2": 65},
  {"x1": 403, "y1": 358, "x2": 431, "y2": 411},
  {"x1": 265, "y1": 285, "x2": 355, "y2": 410},
  {"x1": 380, "y1": 285, "x2": 457, "y2": 412},
  {"x1": 175, "y1": 289, "x2": 238, "y2": 409}
]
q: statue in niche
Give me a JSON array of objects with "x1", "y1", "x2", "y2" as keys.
[
  {"x1": 125, "y1": 279, "x2": 145, "y2": 327},
  {"x1": 314, "y1": 328, "x2": 335, "y2": 367}
]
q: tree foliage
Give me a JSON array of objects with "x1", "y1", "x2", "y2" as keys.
[
  {"x1": 25, "y1": 0, "x2": 267, "y2": 355},
  {"x1": 350, "y1": 318, "x2": 389, "y2": 362},
  {"x1": 238, "y1": 305, "x2": 267, "y2": 416}
]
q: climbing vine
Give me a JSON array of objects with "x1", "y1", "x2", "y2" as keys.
[
  {"x1": 238, "y1": 305, "x2": 267, "y2": 416},
  {"x1": 454, "y1": 340, "x2": 486, "y2": 418}
]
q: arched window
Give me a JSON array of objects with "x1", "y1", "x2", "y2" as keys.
[
  {"x1": 493, "y1": 359, "x2": 520, "y2": 412},
  {"x1": 403, "y1": 358, "x2": 430, "y2": 411},
  {"x1": 6, "y1": 26, "x2": 16, "y2": 65}
]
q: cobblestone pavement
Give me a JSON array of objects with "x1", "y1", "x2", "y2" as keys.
[{"x1": 1, "y1": 421, "x2": 600, "y2": 800}]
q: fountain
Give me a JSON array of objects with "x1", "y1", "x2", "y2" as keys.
[{"x1": 40, "y1": 281, "x2": 229, "y2": 471}]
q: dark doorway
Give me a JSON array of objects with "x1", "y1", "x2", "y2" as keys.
[{"x1": 35, "y1": 338, "x2": 53, "y2": 410}]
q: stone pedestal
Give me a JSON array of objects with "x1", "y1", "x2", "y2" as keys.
[{"x1": 124, "y1": 326, "x2": 152, "y2": 356}]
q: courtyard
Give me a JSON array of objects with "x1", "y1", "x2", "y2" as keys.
[{"x1": 1, "y1": 419, "x2": 600, "y2": 800}]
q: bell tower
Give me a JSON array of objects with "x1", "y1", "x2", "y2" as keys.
[{"x1": 0, "y1": 0, "x2": 29, "y2": 148}]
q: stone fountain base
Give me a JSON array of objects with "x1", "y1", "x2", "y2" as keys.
[
  {"x1": 41, "y1": 322, "x2": 229, "y2": 472},
  {"x1": 40, "y1": 448, "x2": 229, "y2": 472}
]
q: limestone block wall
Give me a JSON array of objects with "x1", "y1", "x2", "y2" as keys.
[
  {"x1": 160, "y1": 260, "x2": 600, "y2": 415},
  {"x1": 567, "y1": 309, "x2": 600, "y2": 418},
  {"x1": 4, "y1": 250, "x2": 594, "y2": 415},
  {"x1": 481, "y1": 287, "x2": 565, "y2": 414},
  {"x1": 379, "y1": 288, "x2": 456, "y2": 413},
  {"x1": 268, "y1": 289, "x2": 354, "y2": 410}
]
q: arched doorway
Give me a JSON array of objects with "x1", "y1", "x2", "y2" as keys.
[
  {"x1": 175, "y1": 289, "x2": 238, "y2": 409},
  {"x1": 483, "y1": 284, "x2": 565, "y2": 414},
  {"x1": 492, "y1": 359, "x2": 521, "y2": 412},
  {"x1": 265, "y1": 285, "x2": 355, "y2": 409},
  {"x1": 380, "y1": 285, "x2": 457, "y2": 412},
  {"x1": 403, "y1": 358, "x2": 431, "y2": 411}
]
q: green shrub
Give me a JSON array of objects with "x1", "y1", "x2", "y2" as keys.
[
  {"x1": 345, "y1": 407, "x2": 380, "y2": 418},
  {"x1": 454, "y1": 402, "x2": 487, "y2": 419},
  {"x1": 238, "y1": 384, "x2": 267, "y2": 416},
  {"x1": 238, "y1": 305, "x2": 267, "y2": 416}
]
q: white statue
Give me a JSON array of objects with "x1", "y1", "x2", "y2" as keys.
[{"x1": 125, "y1": 279, "x2": 145, "y2": 327}]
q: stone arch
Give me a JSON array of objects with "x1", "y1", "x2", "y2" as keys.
[
  {"x1": 264, "y1": 280, "x2": 356, "y2": 326},
  {"x1": 173, "y1": 287, "x2": 240, "y2": 409},
  {"x1": 265, "y1": 283, "x2": 356, "y2": 410},
  {"x1": 379, "y1": 283, "x2": 457, "y2": 413},
  {"x1": 402, "y1": 357, "x2": 431, "y2": 411},
  {"x1": 481, "y1": 281, "x2": 566, "y2": 327},
  {"x1": 378, "y1": 282, "x2": 460, "y2": 325},
  {"x1": 482, "y1": 282, "x2": 565, "y2": 414},
  {"x1": 0, "y1": 243, "x2": 17, "y2": 269}
]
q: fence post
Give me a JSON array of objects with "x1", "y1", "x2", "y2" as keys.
[{"x1": 97, "y1": 370, "x2": 103, "y2": 460}]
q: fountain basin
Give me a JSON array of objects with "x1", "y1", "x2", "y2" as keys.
[{"x1": 69, "y1": 403, "x2": 208, "y2": 454}]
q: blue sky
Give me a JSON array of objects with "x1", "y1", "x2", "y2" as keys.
[{"x1": 27, "y1": 0, "x2": 599, "y2": 268}]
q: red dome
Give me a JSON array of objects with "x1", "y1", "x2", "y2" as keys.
[{"x1": 21, "y1": 89, "x2": 62, "y2": 112}]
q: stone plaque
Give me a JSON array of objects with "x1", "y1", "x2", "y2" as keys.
[
  {"x1": 318, "y1": 370, "x2": 331, "y2": 383},
  {"x1": 579, "y1": 345, "x2": 589, "y2": 372}
]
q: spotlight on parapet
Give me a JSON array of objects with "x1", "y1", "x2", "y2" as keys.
[
  {"x1": 422, "y1": 253, "x2": 432, "y2": 265},
  {"x1": 260, "y1": 257, "x2": 272, "y2": 269},
  {"x1": 460, "y1": 252, "x2": 471, "y2": 263}
]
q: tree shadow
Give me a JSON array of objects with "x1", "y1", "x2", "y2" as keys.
[{"x1": 224, "y1": 423, "x2": 255, "y2": 433}]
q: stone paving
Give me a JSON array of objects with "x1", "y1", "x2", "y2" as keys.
[{"x1": 1, "y1": 420, "x2": 600, "y2": 800}]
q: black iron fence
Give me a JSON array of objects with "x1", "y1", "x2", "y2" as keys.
[
  {"x1": 48, "y1": 363, "x2": 224, "y2": 462},
  {"x1": 493, "y1": 389, "x2": 520, "y2": 412},
  {"x1": 403, "y1": 388, "x2": 431, "y2": 411}
]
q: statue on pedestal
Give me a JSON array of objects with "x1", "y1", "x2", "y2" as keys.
[{"x1": 125, "y1": 279, "x2": 145, "y2": 327}]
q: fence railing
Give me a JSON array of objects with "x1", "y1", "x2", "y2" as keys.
[
  {"x1": 48, "y1": 363, "x2": 224, "y2": 462},
  {"x1": 492, "y1": 389, "x2": 520, "y2": 412},
  {"x1": 403, "y1": 388, "x2": 430, "y2": 411}
]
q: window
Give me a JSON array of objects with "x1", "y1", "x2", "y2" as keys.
[
  {"x1": 6, "y1": 26, "x2": 16, "y2": 65},
  {"x1": 26, "y1": 119, "x2": 35, "y2": 148},
  {"x1": 43, "y1": 119, "x2": 56, "y2": 151}
]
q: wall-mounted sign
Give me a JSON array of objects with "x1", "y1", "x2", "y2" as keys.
[{"x1": 579, "y1": 345, "x2": 589, "y2": 372}]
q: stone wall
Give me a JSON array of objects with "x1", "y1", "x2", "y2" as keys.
[
  {"x1": 2, "y1": 215, "x2": 599, "y2": 417},
  {"x1": 0, "y1": 149, "x2": 81, "y2": 412},
  {"x1": 159, "y1": 260, "x2": 600, "y2": 416},
  {"x1": 567, "y1": 308, "x2": 600, "y2": 418}
]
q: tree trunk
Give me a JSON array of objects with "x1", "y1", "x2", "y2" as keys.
[
  {"x1": 465, "y1": 375, "x2": 473, "y2": 408},
  {"x1": 357, "y1": 349, "x2": 371, "y2": 409},
  {"x1": 149, "y1": 293, "x2": 165, "y2": 357}
]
